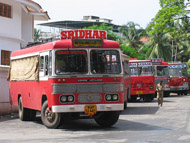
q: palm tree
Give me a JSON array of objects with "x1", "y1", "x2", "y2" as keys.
[
  {"x1": 119, "y1": 22, "x2": 146, "y2": 50},
  {"x1": 144, "y1": 33, "x2": 172, "y2": 61},
  {"x1": 34, "y1": 28, "x2": 41, "y2": 42}
]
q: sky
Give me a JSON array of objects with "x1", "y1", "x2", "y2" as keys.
[{"x1": 34, "y1": 0, "x2": 161, "y2": 30}]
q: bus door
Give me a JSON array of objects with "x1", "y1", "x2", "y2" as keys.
[
  {"x1": 39, "y1": 51, "x2": 51, "y2": 81},
  {"x1": 122, "y1": 59, "x2": 131, "y2": 101}
]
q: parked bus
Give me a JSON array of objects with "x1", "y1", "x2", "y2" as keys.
[
  {"x1": 8, "y1": 30, "x2": 130, "y2": 128},
  {"x1": 169, "y1": 62, "x2": 189, "y2": 95},
  {"x1": 149, "y1": 59, "x2": 170, "y2": 97},
  {"x1": 121, "y1": 53, "x2": 131, "y2": 108},
  {"x1": 129, "y1": 59, "x2": 155, "y2": 102}
]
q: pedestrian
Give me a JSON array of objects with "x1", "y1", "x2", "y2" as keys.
[{"x1": 156, "y1": 80, "x2": 165, "y2": 107}]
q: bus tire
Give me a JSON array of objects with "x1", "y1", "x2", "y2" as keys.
[
  {"x1": 41, "y1": 100, "x2": 61, "y2": 129},
  {"x1": 164, "y1": 92, "x2": 170, "y2": 97},
  {"x1": 94, "y1": 111, "x2": 120, "y2": 128},
  {"x1": 124, "y1": 100, "x2": 127, "y2": 110},
  {"x1": 18, "y1": 97, "x2": 30, "y2": 121},
  {"x1": 184, "y1": 91, "x2": 188, "y2": 95}
]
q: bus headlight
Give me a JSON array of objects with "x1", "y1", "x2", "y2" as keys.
[
  {"x1": 60, "y1": 95, "x2": 74, "y2": 103},
  {"x1": 60, "y1": 96, "x2": 67, "y2": 102},
  {"x1": 105, "y1": 94, "x2": 119, "y2": 101},
  {"x1": 68, "y1": 96, "x2": 74, "y2": 102},
  {"x1": 106, "y1": 94, "x2": 112, "y2": 101},
  {"x1": 113, "y1": 94, "x2": 118, "y2": 101},
  {"x1": 183, "y1": 82, "x2": 188, "y2": 86}
]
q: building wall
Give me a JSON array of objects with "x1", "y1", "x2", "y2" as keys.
[
  {"x1": 0, "y1": 0, "x2": 26, "y2": 115},
  {"x1": 21, "y1": 9, "x2": 34, "y2": 47},
  {"x1": 0, "y1": 0, "x2": 22, "y2": 41},
  {"x1": 0, "y1": 68, "x2": 18, "y2": 114}
]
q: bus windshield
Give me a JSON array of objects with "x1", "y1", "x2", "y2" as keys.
[
  {"x1": 130, "y1": 62, "x2": 153, "y2": 76},
  {"x1": 169, "y1": 65, "x2": 188, "y2": 77},
  {"x1": 156, "y1": 66, "x2": 169, "y2": 77},
  {"x1": 55, "y1": 50, "x2": 87, "y2": 74},
  {"x1": 90, "y1": 50, "x2": 121, "y2": 74}
]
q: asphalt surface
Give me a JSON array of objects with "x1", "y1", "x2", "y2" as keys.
[{"x1": 0, "y1": 94, "x2": 190, "y2": 143}]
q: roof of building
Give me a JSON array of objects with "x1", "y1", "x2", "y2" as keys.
[
  {"x1": 38, "y1": 16, "x2": 120, "y2": 32},
  {"x1": 139, "y1": 36, "x2": 150, "y2": 42},
  {"x1": 16, "y1": 0, "x2": 50, "y2": 20}
]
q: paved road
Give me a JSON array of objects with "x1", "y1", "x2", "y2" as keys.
[{"x1": 0, "y1": 94, "x2": 190, "y2": 143}]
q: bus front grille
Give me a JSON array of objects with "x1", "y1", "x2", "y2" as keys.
[
  {"x1": 78, "y1": 94, "x2": 101, "y2": 103},
  {"x1": 52, "y1": 83, "x2": 124, "y2": 94}
]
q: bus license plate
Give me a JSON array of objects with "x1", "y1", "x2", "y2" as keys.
[
  {"x1": 136, "y1": 91, "x2": 143, "y2": 94},
  {"x1": 84, "y1": 105, "x2": 97, "y2": 117},
  {"x1": 174, "y1": 86, "x2": 179, "y2": 89}
]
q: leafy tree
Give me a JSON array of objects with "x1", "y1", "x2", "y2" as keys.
[
  {"x1": 144, "y1": 33, "x2": 172, "y2": 61},
  {"x1": 147, "y1": 0, "x2": 187, "y2": 35},
  {"x1": 119, "y1": 22, "x2": 146, "y2": 50},
  {"x1": 34, "y1": 28, "x2": 41, "y2": 42},
  {"x1": 146, "y1": 0, "x2": 189, "y2": 62},
  {"x1": 187, "y1": 59, "x2": 190, "y2": 76},
  {"x1": 83, "y1": 23, "x2": 119, "y2": 41},
  {"x1": 121, "y1": 44, "x2": 147, "y2": 60}
]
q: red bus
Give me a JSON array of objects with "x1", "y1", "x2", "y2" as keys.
[
  {"x1": 169, "y1": 62, "x2": 189, "y2": 95},
  {"x1": 8, "y1": 30, "x2": 129, "y2": 128},
  {"x1": 129, "y1": 59, "x2": 155, "y2": 102},
  {"x1": 121, "y1": 53, "x2": 131, "y2": 108},
  {"x1": 149, "y1": 59, "x2": 170, "y2": 97}
]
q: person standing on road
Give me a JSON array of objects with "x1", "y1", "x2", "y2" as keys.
[{"x1": 156, "y1": 81, "x2": 165, "y2": 107}]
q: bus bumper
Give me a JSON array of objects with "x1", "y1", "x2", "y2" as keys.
[
  {"x1": 170, "y1": 86, "x2": 189, "y2": 91},
  {"x1": 52, "y1": 103, "x2": 124, "y2": 113}
]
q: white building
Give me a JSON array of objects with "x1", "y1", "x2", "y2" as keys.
[{"x1": 0, "y1": 0, "x2": 49, "y2": 115}]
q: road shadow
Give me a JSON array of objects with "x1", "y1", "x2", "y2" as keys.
[
  {"x1": 168, "y1": 94, "x2": 190, "y2": 98},
  {"x1": 0, "y1": 113, "x2": 18, "y2": 122},
  {"x1": 56, "y1": 118, "x2": 169, "y2": 132},
  {"x1": 121, "y1": 106, "x2": 159, "y2": 115}
]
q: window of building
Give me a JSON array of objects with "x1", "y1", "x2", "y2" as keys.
[
  {"x1": 1, "y1": 50, "x2": 11, "y2": 65},
  {"x1": 0, "y1": 3, "x2": 12, "y2": 18}
]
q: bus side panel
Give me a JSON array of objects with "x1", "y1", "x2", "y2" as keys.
[
  {"x1": 130, "y1": 76, "x2": 155, "y2": 95},
  {"x1": 124, "y1": 76, "x2": 131, "y2": 100},
  {"x1": 10, "y1": 80, "x2": 52, "y2": 111}
]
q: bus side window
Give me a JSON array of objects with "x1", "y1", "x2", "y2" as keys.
[
  {"x1": 48, "y1": 51, "x2": 52, "y2": 76},
  {"x1": 123, "y1": 60, "x2": 129, "y2": 75},
  {"x1": 40, "y1": 56, "x2": 44, "y2": 71},
  {"x1": 45, "y1": 55, "x2": 48, "y2": 76}
]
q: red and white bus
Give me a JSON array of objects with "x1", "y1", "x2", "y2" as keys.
[
  {"x1": 169, "y1": 62, "x2": 189, "y2": 95},
  {"x1": 149, "y1": 59, "x2": 170, "y2": 97},
  {"x1": 121, "y1": 53, "x2": 131, "y2": 108},
  {"x1": 129, "y1": 59, "x2": 155, "y2": 102},
  {"x1": 8, "y1": 30, "x2": 129, "y2": 128}
]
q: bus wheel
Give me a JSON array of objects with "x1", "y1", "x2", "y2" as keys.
[
  {"x1": 164, "y1": 92, "x2": 170, "y2": 97},
  {"x1": 94, "y1": 111, "x2": 120, "y2": 127},
  {"x1": 41, "y1": 100, "x2": 61, "y2": 129},
  {"x1": 124, "y1": 100, "x2": 127, "y2": 109},
  {"x1": 18, "y1": 97, "x2": 29, "y2": 121},
  {"x1": 184, "y1": 91, "x2": 188, "y2": 95}
]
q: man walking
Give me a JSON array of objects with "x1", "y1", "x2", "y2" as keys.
[{"x1": 156, "y1": 81, "x2": 165, "y2": 107}]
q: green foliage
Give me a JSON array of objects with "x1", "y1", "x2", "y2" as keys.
[
  {"x1": 147, "y1": 0, "x2": 187, "y2": 35},
  {"x1": 120, "y1": 44, "x2": 147, "y2": 60},
  {"x1": 83, "y1": 23, "x2": 119, "y2": 41},
  {"x1": 34, "y1": 28, "x2": 41, "y2": 42},
  {"x1": 187, "y1": 59, "x2": 190, "y2": 75},
  {"x1": 119, "y1": 22, "x2": 146, "y2": 49},
  {"x1": 144, "y1": 33, "x2": 172, "y2": 61}
]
